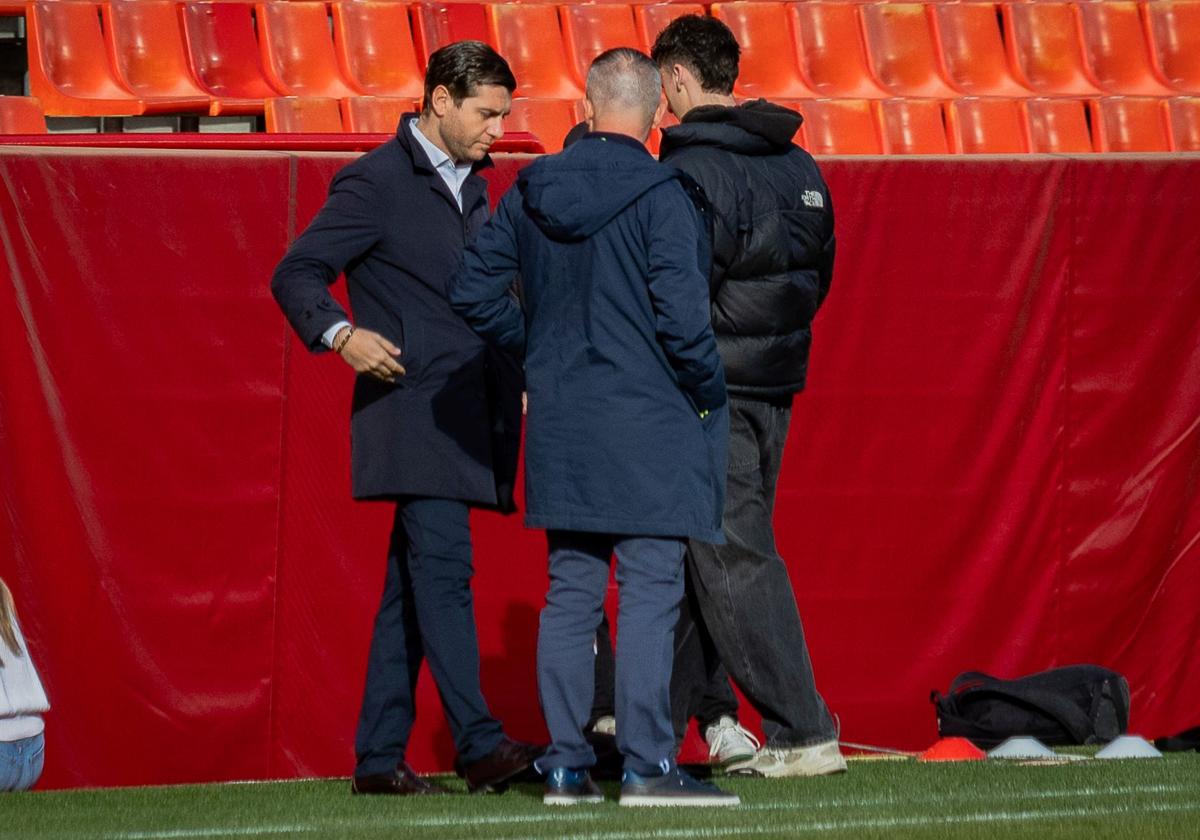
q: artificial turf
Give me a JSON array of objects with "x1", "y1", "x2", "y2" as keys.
[{"x1": 2, "y1": 752, "x2": 1198, "y2": 840}]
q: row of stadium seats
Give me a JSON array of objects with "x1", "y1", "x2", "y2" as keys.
[
  {"x1": 11, "y1": 0, "x2": 1199, "y2": 119},
  {"x1": 5, "y1": 92, "x2": 1196, "y2": 152}
]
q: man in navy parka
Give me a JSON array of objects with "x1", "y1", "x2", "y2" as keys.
[{"x1": 450, "y1": 49, "x2": 737, "y2": 806}]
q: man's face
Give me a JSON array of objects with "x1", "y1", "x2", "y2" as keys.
[{"x1": 437, "y1": 84, "x2": 512, "y2": 163}]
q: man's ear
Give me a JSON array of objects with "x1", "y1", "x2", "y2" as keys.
[
  {"x1": 583, "y1": 98, "x2": 596, "y2": 129},
  {"x1": 429, "y1": 85, "x2": 453, "y2": 118},
  {"x1": 651, "y1": 95, "x2": 668, "y2": 131},
  {"x1": 671, "y1": 64, "x2": 687, "y2": 92}
]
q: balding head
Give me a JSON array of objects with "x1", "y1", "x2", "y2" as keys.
[{"x1": 585, "y1": 48, "x2": 663, "y2": 141}]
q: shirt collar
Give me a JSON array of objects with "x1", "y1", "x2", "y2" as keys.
[{"x1": 410, "y1": 119, "x2": 473, "y2": 178}]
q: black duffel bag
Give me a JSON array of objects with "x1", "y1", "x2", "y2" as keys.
[{"x1": 931, "y1": 664, "x2": 1130, "y2": 749}]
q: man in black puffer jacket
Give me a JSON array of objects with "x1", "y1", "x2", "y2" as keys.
[{"x1": 652, "y1": 15, "x2": 845, "y2": 778}]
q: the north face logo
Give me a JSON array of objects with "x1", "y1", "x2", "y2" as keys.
[{"x1": 802, "y1": 190, "x2": 824, "y2": 209}]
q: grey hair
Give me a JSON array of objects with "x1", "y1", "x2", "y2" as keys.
[{"x1": 586, "y1": 48, "x2": 662, "y2": 134}]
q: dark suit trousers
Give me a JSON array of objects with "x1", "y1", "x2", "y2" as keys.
[{"x1": 354, "y1": 497, "x2": 504, "y2": 775}]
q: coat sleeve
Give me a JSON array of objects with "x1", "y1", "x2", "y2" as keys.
[
  {"x1": 269, "y1": 167, "x2": 384, "y2": 351},
  {"x1": 662, "y1": 149, "x2": 739, "y2": 299},
  {"x1": 449, "y1": 189, "x2": 527, "y2": 356},
  {"x1": 643, "y1": 181, "x2": 728, "y2": 415}
]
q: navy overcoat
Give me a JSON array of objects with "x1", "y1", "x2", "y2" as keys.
[
  {"x1": 271, "y1": 117, "x2": 522, "y2": 508},
  {"x1": 450, "y1": 133, "x2": 728, "y2": 541}
]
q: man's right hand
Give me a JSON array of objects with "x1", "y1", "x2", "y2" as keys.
[{"x1": 336, "y1": 326, "x2": 406, "y2": 383}]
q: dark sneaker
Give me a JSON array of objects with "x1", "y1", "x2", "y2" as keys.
[
  {"x1": 543, "y1": 767, "x2": 604, "y2": 805},
  {"x1": 619, "y1": 767, "x2": 740, "y2": 807}
]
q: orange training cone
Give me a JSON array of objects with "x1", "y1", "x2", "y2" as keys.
[{"x1": 918, "y1": 737, "x2": 987, "y2": 762}]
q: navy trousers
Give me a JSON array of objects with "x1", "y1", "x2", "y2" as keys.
[
  {"x1": 354, "y1": 497, "x2": 504, "y2": 775},
  {"x1": 537, "y1": 530, "x2": 685, "y2": 777}
]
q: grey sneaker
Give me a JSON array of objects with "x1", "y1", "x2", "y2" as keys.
[
  {"x1": 619, "y1": 767, "x2": 740, "y2": 807},
  {"x1": 703, "y1": 716, "x2": 760, "y2": 767},
  {"x1": 727, "y1": 739, "x2": 848, "y2": 778}
]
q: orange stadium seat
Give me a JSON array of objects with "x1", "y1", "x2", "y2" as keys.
[
  {"x1": 181, "y1": 3, "x2": 280, "y2": 112},
  {"x1": 634, "y1": 3, "x2": 705, "y2": 51},
  {"x1": 341, "y1": 96, "x2": 421, "y2": 133},
  {"x1": 930, "y1": 3, "x2": 1031, "y2": 98},
  {"x1": 486, "y1": 4, "x2": 583, "y2": 100},
  {"x1": 27, "y1": 1, "x2": 151, "y2": 116},
  {"x1": 860, "y1": 4, "x2": 960, "y2": 99},
  {"x1": 0, "y1": 96, "x2": 47, "y2": 133},
  {"x1": 789, "y1": 3, "x2": 889, "y2": 99},
  {"x1": 1144, "y1": 1, "x2": 1200, "y2": 95},
  {"x1": 876, "y1": 98, "x2": 950, "y2": 154},
  {"x1": 504, "y1": 97, "x2": 580, "y2": 153},
  {"x1": 333, "y1": 2, "x2": 425, "y2": 100},
  {"x1": 1168, "y1": 97, "x2": 1200, "y2": 152},
  {"x1": 1075, "y1": 2, "x2": 1176, "y2": 97},
  {"x1": 1025, "y1": 98, "x2": 1094, "y2": 153},
  {"x1": 256, "y1": 2, "x2": 359, "y2": 99},
  {"x1": 711, "y1": 3, "x2": 817, "y2": 100},
  {"x1": 264, "y1": 96, "x2": 344, "y2": 133},
  {"x1": 795, "y1": 99, "x2": 884, "y2": 155},
  {"x1": 1003, "y1": 3, "x2": 1103, "y2": 97},
  {"x1": 560, "y1": 5, "x2": 644, "y2": 91},
  {"x1": 1091, "y1": 97, "x2": 1172, "y2": 152},
  {"x1": 412, "y1": 3, "x2": 491, "y2": 66},
  {"x1": 102, "y1": 1, "x2": 214, "y2": 116},
  {"x1": 947, "y1": 98, "x2": 1030, "y2": 154}
]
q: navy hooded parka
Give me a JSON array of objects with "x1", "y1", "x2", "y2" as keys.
[{"x1": 450, "y1": 133, "x2": 728, "y2": 542}]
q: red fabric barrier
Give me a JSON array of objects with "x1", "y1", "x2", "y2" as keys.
[{"x1": 1, "y1": 149, "x2": 1197, "y2": 788}]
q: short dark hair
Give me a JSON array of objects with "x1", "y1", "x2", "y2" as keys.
[
  {"x1": 422, "y1": 40, "x2": 516, "y2": 114},
  {"x1": 650, "y1": 15, "x2": 740, "y2": 95}
]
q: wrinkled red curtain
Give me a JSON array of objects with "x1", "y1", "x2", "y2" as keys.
[{"x1": 1, "y1": 149, "x2": 1196, "y2": 788}]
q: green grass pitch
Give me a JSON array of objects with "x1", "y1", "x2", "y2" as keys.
[{"x1": 3, "y1": 752, "x2": 1198, "y2": 839}]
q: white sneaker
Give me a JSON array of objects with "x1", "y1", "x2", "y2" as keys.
[
  {"x1": 703, "y1": 716, "x2": 760, "y2": 767},
  {"x1": 590, "y1": 715, "x2": 617, "y2": 737},
  {"x1": 726, "y1": 739, "x2": 848, "y2": 777}
]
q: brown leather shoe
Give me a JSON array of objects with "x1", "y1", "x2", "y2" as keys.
[
  {"x1": 351, "y1": 763, "x2": 450, "y2": 795},
  {"x1": 461, "y1": 737, "x2": 545, "y2": 793}
]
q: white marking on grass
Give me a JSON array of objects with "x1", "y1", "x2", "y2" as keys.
[
  {"x1": 741, "y1": 781, "x2": 1192, "y2": 813},
  {"x1": 455, "y1": 801, "x2": 1200, "y2": 840},
  {"x1": 399, "y1": 812, "x2": 604, "y2": 827},
  {"x1": 104, "y1": 828, "x2": 314, "y2": 839},
  {"x1": 96, "y1": 781, "x2": 1196, "y2": 839},
  {"x1": 101, "y1": 811, "x2": 604, "y2": 839}
]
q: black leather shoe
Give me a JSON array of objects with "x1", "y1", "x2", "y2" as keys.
[
  {"x1": 351, "y1": 763, "x2": 450, "y2": 795},
  {"x1": 461, "y1": 737, "x2": 545, "y2": 793}
]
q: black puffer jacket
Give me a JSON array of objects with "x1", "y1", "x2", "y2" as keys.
[{"x1": 660, "y1": 100, "x2": 835, "y2": 399}]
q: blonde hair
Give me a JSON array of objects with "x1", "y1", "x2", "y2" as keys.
[{"x1": 0, "y1": 578, "x2": 22, "y2": 662}]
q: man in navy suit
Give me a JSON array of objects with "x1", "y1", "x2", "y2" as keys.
[{"x1": 270, "y1": 41, "x2": 539, "y2": 796}]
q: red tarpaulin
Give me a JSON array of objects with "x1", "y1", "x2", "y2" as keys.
[{"x1": 1, "y1": 148, "x2": 1197, "y2": 788}]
